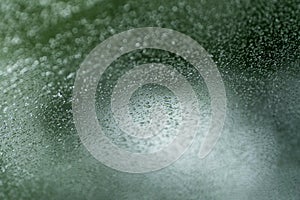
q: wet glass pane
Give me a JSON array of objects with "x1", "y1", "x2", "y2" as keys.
[{"x1": 0, "y1": 0, "x2": 299, "y2": 199}]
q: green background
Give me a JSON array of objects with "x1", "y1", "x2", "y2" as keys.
[{"x1": 0, "y1": 0, "x2": 299, "y2": 199}]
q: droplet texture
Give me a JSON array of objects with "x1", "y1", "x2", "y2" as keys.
[{"x1": 0, "y1": 0, "x2": 299, "y2": 199}]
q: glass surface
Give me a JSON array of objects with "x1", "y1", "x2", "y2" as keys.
[{"x1": 0, "y1": 0, "x2": 299, "y2": 199}]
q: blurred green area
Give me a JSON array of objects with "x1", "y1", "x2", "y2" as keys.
[{"x1": 0, "y1": 0, "x2": 299, "y2": 199}]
